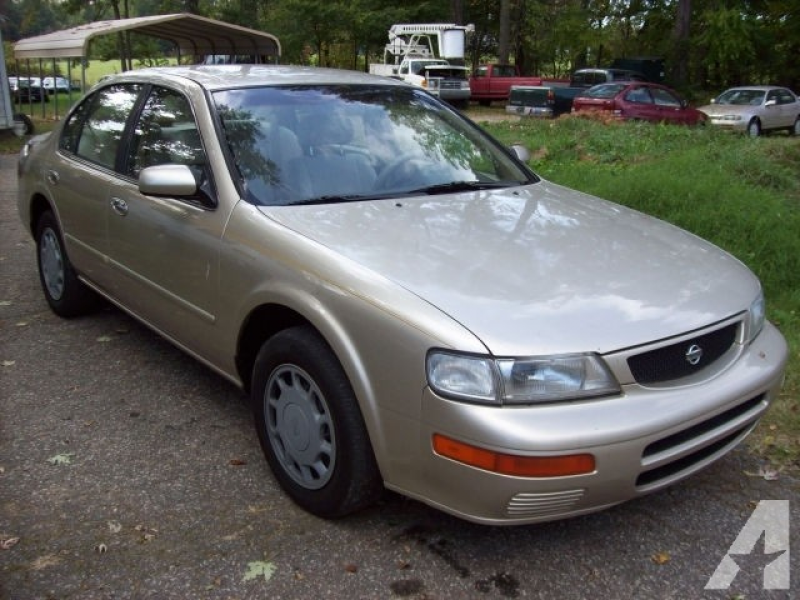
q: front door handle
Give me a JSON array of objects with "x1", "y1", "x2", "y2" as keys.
[
  {"x1": 46, "y1": 170, "x2": 59, "y2": 185},
  {"x1": 110, "y1": 197, "x2": 129, "y2": 216}
]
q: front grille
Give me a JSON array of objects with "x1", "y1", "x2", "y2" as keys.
[
  {"x1": 636, "y1": 426, "x2": 749, "y2": 487},
  {"x1": 440, "y1": 80, "x2": 465, "y2": 90},
  {"x1": 628, "y1": 323, "x2": 737, "y2": 384},
  {"x1": 635, "y1": 394, "x2": 765, "y2": 488}
]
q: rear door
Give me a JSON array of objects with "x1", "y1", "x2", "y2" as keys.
[{"x1": 49, "y1": 83, "x2": 142, "y2": 287}]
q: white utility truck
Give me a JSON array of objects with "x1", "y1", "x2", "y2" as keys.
[{"x1": 369, "y1": 23, "x2": 473, "y2": 108}]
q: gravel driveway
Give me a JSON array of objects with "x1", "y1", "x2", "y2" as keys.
[{"x1": 1, "y1": 151, "x2": 797, "y2": 600}]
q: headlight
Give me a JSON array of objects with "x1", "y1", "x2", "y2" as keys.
[
  {"x1": 426, "y1": 352, "x2": 497, "y2": 403},
  {"x1": 746, "y1": 290, "x2": 766, "y2": 342},
  {"x1": 426, "y1": 351, "x2": 620, "y2": 405}
]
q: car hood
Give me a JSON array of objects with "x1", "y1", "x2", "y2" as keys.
[
  {"x1": 698, "y1": 104, "x2": 757, "y2": 116},
  {"x1": 261, "y1": 181, "x2": 758, "y2": 356}
]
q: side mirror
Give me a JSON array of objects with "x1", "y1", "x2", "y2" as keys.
[
  {"x1": 510, "y1": 143, "x2": 531, "y2": 163},
  {"x1": 139, "y1": 164, "x2": 198, "y2": 197}
]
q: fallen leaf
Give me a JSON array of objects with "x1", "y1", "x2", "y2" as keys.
[
  {"x1": 2, "y1": 361, "x2": 15, "y2": 367},
  {"x1": 96, "y1": 335, "x2": 113, "y2": 343},
  {"x1": 15, "y1": 321, "x2": 28, "y2": 327},
  {"x1": 651, "y1": 552, "x2": 671, "y2": 565},
  {"x1": 95, "y1": 543, "x2": 107, "y2": 554},
  {"x1": 243, "y1": 560, "x2": 276, "y2": 582},
  {"x1": 344, "y1": 563, "x2": 358, "y2": 573},
  {"x1": 108, "y1": 520, "x2": 122, "y2": 534},
  {"x1": 0, "y1": 300, "x2": 11, "y2": 306},
  {"x1": 744, "y1": 466, "x2": 779, "y2": 481},
  {"x1": 229, "y1": 458, "x2": 247, "y2": 466},
  {"x1": 1, "y1": 537, "x2": 20, "y2": 550},
  {"x1": 47, "y1": 453, "x2": 74, "y2": 466}
]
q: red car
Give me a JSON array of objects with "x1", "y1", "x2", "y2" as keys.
[{"x1": 572, "y1": 82, "x2": 705, "y2": 125}]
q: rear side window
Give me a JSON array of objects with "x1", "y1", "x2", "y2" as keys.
[{"x1": 63, "y1": 84, "x2": 142, "y2": 169}]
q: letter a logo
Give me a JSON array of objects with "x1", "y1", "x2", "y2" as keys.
[{"x1": 706, "y1": 500, "x2": 790, "y2": 590}]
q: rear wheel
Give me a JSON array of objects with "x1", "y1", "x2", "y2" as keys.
[
  {"x1": 13, "y1": 113, "x2": 34, "y2": 136},
  {"x1": 747, "y1": 118, "x2": 761, "y2": 137},
  {"x1": 251, "y1": 326, "x2": 383, "y2": 518},
  {"x1": 35, "y1": 211, "x2": 100, "y2": 317},
  {"x1": 792, "y1": 117, "x2": 800, "y2": 136}
]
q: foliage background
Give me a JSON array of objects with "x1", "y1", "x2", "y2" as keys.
[{"x1": 3, "y1": 0, "x2": 800, "y2": 95}]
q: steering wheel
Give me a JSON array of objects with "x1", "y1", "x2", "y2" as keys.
[{"x1": 373, "y1": 152, "x2": 432, "y2": 191}]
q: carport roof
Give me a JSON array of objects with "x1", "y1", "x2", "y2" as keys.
[{"x1": 13, "y1": 13, "x2": 281, "y2": 60}]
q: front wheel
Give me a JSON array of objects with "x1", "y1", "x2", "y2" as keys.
[
  {"x1": 747, "y1": 118, "x2": 761, "y2": 137},
  {"x1": 251, "y1": 326, "x2": 383, "y2": 518},
  {"x1": 792, "y1": 117, "x2": 800, "y2": 136},
  {"x1": 35, "y1": 211, "x2": 100, "y2": 317}
]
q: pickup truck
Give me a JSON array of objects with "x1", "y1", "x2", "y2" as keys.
[
  {"x1": 370, "y1": 58, "x2": 471, "y2": 108},
  {"x1": 505, "y1": 68, "x2": 646, "y2": 118},
  {"x1": 469, "y1": 64, "x2": 543, "y2": 106}
]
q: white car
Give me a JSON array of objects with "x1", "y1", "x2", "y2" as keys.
[
  {"x1": 42, "y1": 76, "x2": 71, "y2": 94},
  {"x1": 699, "y1": 86, "x2": 800, "y2": 136}
]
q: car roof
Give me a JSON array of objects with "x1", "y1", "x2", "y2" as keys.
[
  {"x1": 96, "y1": 65, "x2": 412, "y2": 92},
  {"x1": 722, "y1": 85, "x2": 788, "y2": 92}
]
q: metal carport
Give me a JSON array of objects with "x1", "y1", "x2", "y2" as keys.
[
  {"x1": 13, "y1": 13, "x2": 281, "y2": 62},
  {"x1": 10, "y1": 13, "x2": 281, "y2": 121}
]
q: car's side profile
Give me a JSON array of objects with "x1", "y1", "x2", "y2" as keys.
[
  {"x1": 698, "y1": 86, "x2": 800, "y2": 136},
  {"x1": 18, "y1": 66, "x2": 788, "y2": 525},
  {"x1": 572, "y1": 81, "x2": 705, "y2": 125}
]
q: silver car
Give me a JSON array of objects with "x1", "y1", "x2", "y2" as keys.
[
  {"x1": 698, "y1": 85, "x2": 800, "y2": 136},
  {"x1": 17, "y1": 66, "x2": 788, "y2": 525}
]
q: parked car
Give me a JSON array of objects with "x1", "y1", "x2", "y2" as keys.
[
  {"x1": 9, "y1": 77, "x2": 47, "y2": 103},
  {"x1": 42, "y1": 76, "x2": 72, "y2": 94},
  {"x1": 17, "y1": 66, "x2": 787, "y2": 525},
  {"x1": 572, "y1": 81, "x2": 705, "y2": 125},
  {"x1": 698, "y1": 86, "x2": 800, "y2": 137}
]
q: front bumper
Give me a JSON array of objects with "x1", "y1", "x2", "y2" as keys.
[
  {"x1": 396, "y1": 322, "x2": 787, "y2": 525},
  {"x1": 706, "y1": 117, "x2": 748, "y2": 132}
]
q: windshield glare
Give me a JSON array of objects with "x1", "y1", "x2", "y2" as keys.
[{"x1": 212, "y1": 85, "x2": 533, "y2": 206}]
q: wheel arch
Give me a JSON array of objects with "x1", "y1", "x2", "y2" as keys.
[
  {"x1": 235, "y1": 303, "x2": 311, "y2": 394},
  {"x1": 27, "y1": 193, "x2": 56, "y2": 236}
]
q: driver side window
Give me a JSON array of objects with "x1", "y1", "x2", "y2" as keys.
[{"x1": 126, "y1": 87, "x2": 205, "y2": 178}]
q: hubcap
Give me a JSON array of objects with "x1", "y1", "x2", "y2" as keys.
[
  {"x1": 264, "y1": 365, "x2": 335, "y2": 489},
  {"x1": 40, "y1": 228, "x2": 65, "y2": 300}
]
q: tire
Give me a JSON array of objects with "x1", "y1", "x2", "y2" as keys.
[
  {"x1": 747, "y1": 118, "x2": 761, "y2": 137},
  {"x1": 251, "y1": 326, "x2": 383, "y2": 518},
  {"x1": 35, "y1": 211, "x2": 100, "y2": 317},
  {"x1": 13, "y1": 113, "x2": 34, "y2": 136},
  {"x1": 793, "y1": 117, "x2": 800, "y2": 136}
]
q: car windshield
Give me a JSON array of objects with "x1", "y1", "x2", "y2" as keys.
[
  {"x1": 212, "y1": 85, "x2": 534, "y2": 206},
  {"x1": 716, "y1": 89, "x2": 765, "y2": 106}
]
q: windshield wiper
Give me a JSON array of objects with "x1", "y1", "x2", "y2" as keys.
[
  {"x1": 287, "y1": 194, "x2": 370, "y2": 206},
  {"x1": 406, "y1": 180, "x2": 517, "y2": 196}
]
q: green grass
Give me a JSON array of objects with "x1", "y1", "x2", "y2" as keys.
[{"x1": 483, "y1": 115, "x2": 800, "y2": 468}]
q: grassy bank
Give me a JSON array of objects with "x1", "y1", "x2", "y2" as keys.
[{"x1": 483, "y1": 115, "x2": 799, "y2": 468}]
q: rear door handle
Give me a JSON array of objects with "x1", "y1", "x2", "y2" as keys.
[{"x1": 110, "y1": 197, "x2": 128, "y2": 216}]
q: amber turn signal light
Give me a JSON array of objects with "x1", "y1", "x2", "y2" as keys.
[{"x1": 432, "y1": 433, "x2": 595, "y2": 477}]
